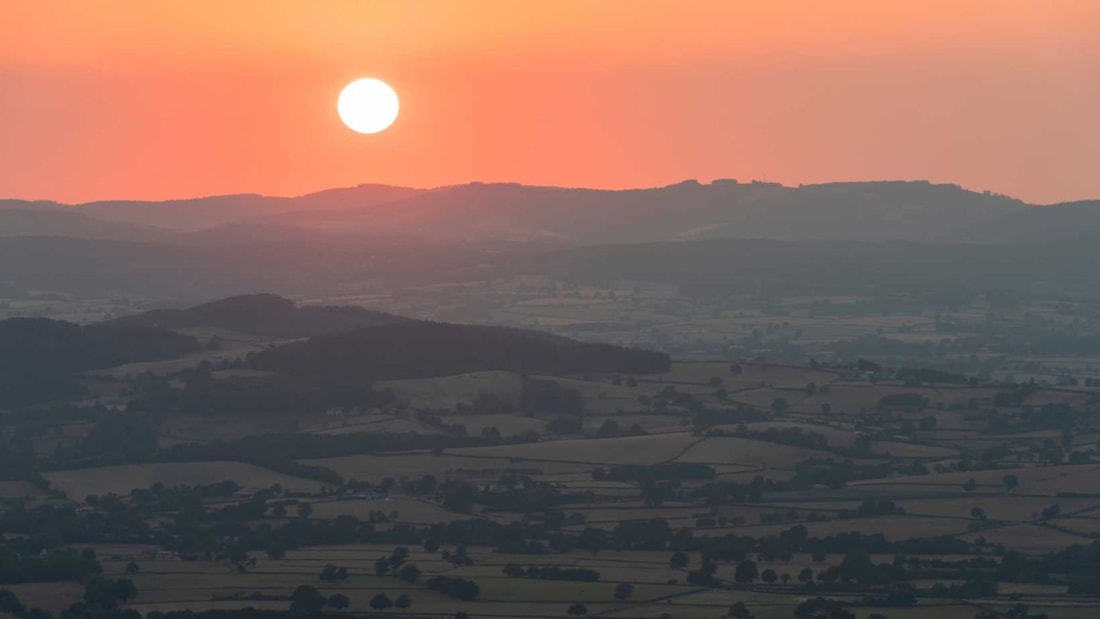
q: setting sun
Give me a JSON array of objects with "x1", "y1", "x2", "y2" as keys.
[
  {"x1": 337, "y1": 78, "x2": 399, "y2": 134},
  {"x1": 5, "y1": 4, "x2": 1100, "y2": 619}
]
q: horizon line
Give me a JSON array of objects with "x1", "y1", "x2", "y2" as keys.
[{"x1": 4, "y1": 177, "x2": 1080, "y2": 208}]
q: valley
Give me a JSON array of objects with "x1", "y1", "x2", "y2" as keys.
[{"x1": 4, "y1": 295, "x2": 1100, "y2": 619}]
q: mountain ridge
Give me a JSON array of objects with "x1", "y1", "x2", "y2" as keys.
[{"x1": 2, "y1": 178, "x2": 1098, "y2": 247}]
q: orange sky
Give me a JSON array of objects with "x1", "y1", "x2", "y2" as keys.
[{"x1": 2, "y1": 0, "x2": 1098, "y2": 204}]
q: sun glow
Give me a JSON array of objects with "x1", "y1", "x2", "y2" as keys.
[{"x1": 337, "y1": 78, "x2": 399, "y2": 134}]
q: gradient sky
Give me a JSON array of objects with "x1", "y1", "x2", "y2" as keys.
[{"x1": 2, "y1": 1, "x2": 1097, "y2": 204}]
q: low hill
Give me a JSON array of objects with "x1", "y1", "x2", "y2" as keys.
[
  {"x1": 76, "y1": 184, "x2": 423, "y2": 231},
  {"x1": 240, "y1": 179, "x2": 1031, "y2": 245},
  {"x1": 11, "y1": 179, "x2": 1094, "y2": 246},
  {"x1": 249, "y1": 320, "x2": 670, "y2": 381},
  {"x1": 0, "y1": 236, "x2": 264, "y2": 298},
  {"x1": 954, "y1": 199, "x2": 1100, "y2": 243},
  {"x1": 518, "y1": 235, "x2": 1100, "y2": 299},
  {"x1": 0, "y1": 318, "x2": 199, "y2": 407},
  {"x1": 0, "y1": 201, "x2": 162, "y2": 240},
  {"x1": 0, "y1": 232, "x2": 508, "y2": 300},
  {"x1": 106, "y1": 293, "x2": 406, "y2": 338}
]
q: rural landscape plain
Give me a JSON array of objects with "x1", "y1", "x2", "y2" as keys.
[{"x1": 4, "y1": 2, "x2": 1100, "y2": 619}]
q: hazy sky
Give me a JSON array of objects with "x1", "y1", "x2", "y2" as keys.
[{"x1": 2, "y1": 1, "x2": 1097, "y2": 204}]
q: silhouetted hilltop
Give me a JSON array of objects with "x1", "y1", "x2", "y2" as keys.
[
  {"x1": 107, "y1": 293, "x2": 406, "y2": 338},
  {"x1": 0, "y1": 201, "x2": 163, "y2": 240},
  {"x1": 76, "y1": 184, "x2": 423, "y2": 231},
  {"x1": 0, "y1": 318, "x2": 199, "y2": 407},
  {"x1": 249, "y1": 320, "x2": 670, "y2": 381},
  {"x1": 10, "y1": 179, "x2": 1097, "y2": 245},
  {"x1": 167, "y1": 180, "x2": 1040, "y2": 245},
  {"x1": 6, "y1": 180, "x2": 1100, "y2": 303}
]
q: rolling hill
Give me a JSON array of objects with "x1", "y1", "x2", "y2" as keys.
[
  {"x1": 8, "y1": 179, "x2": 1100, "y2": 246},
  {"x1": 517, "y1": 234, "x2": 1100, "y2": 298},
  {"x1": 0, "y1": 317, "x2": 199, "y2": 407},
  {"x1": 0, "y1": 200, "x2": 163, "y2": 241},
  {"x1": 5, "y1": 179, "x2": 1100, "y2": 303},
  {"x1": 75, "y1": 184, "x2": 423, "y2": 231},
  {"x1": 196, "y1": 179, "x2": 1034, "y2": 245},
  {"x1": 106, "y1": 293, "x2": 406, "y2": 338},
  {"x1": 249, "y1": 320, "x2": 671, "y2": 381}
]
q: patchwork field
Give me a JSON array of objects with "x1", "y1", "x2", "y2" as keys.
[
  {"x1": 10, "y1": 355, "x2": 1100, "y2": 619},
  {"x1": 43, "y1": 461, "x2": 326, "y2": 498},
  {"x1": 446, "y1": 433, "x2": 702, "y2": 465}
]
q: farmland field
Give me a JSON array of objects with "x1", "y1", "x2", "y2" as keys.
[
  {"x1": 9, "y1": 320, "x2": 1100, "y2": 619},
  {"x1": 42, "y1": 462, "x2": 327, "y2": 498}
]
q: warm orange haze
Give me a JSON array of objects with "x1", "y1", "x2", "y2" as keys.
[
  {"x1": 10, "y1": 4, "x2": 1100, "y2": 619},
  {"x1": 1, "y1": 0, "x2": 1098, "y2": 204}
]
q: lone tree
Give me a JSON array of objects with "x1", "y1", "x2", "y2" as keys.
[
  {"x1": 0, "y1": 590, "x2": 26, "y2": 617},
  {"x1": 761, "y1": 569, "x2": 778, "y2": 584},
  {"x1": 567, "y1": 603, "x2": 588, "y2": 617},
  {"x1": 598, "y1": 419, "x2": 621, "y2": 436},
  {"x1": 728, "y1": 601, "x2": 755, "y2": 618},
  {"x1": 328, "y1": 594, "x2": 350, "y2": 611},
  {"x1": 266, "y1": 542, "x2": 287, "y2": 560},
  {"x1": 613, "y1": 583, "x2": 635, "y2": 602},
  {"x1": 735, "y1": 560, "x2": 759, "y2": 584},
  {"x1": 394, "y1": 594, "x2": 412, "y2": 610},
  {"x1": 84, "y1": 578, "x2": 138, "y2": 611},
  {"x1": 290, "y1": 585, "x2": 326, "y2": 614},
  {"x1": 370, "y1": 593, "x2": 394, "y2": 613},
  {"x1": 390, "y1": 546, "x2": 409, "y2": 568},
  {"x1": 375, "y1": 556, "x2": 390, "y2": 576},
  {"x1": 399, "y1": 564, "x2": 421, "y2": 583},
  {"x1": 669, "y1": 551, "x2": 689, "y2": 570},
  {"x1": 1003, "y1": 474, "x2": 1020, "y2": 490},
  {"x1": 794, "y1": 597, "x2": 855, "y2": 619},
  {"x1": 320, "y1": 564, "x2": 349, "y2": 581}
]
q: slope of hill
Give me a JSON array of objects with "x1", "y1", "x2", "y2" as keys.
[
  {"x1": 517, "y1": 234, "x2": 1100, "y2": 298},
  {"x1": 7, "y1": 180, "x2": 1100, "y2": 246},
  {"x1": 106, "y1": 293, "x2": 406, "y2": 338},
  {"x1": 194, "y1": 180, "x2": 1034, "y2": 245},
  {"x1": 249, "y1": 320, "x2": 671, "y2": 381},
  {"x1": 0, "y1": 232, "x2": 507, "y2": 300},
  {"x1": 0, "y1": 317, "x2": 199, "y2": 407},
  {"x1": 0, "y1": 236, "x2": 265, "y2": 298},
  {"x1": 0, "y1": 201, "x2": 163, "y2": 240},
  {"x1": 695, "y1": 181, "x2": 1028, "y2": 242},
  {"x1": 952, "y1": 199, "x2": 1100, "y2": 243},
  {"x1": 76, "y1": 184, "x2": 423, "y2": 231}
]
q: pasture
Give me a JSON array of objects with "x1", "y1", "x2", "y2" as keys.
[
  {"x1": 43, "y1": 461, "x2": 326, "y2": 499},
  {"x1": 12, "y1": 356, "x2": 1100, "y2": 619}
]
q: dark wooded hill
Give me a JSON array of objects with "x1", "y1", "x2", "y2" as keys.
[
  {"x1": 248, "y1": 320, "x2": 671, "y2": 381},
  {"x1": 0, "y1": 318, "x2": 199, "y2": 407},
  {"x1": 106, "y1": 293, "x2": 407, "y2": 338}
]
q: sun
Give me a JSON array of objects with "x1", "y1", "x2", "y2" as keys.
[{"x1": 337, "y1": 78, "x2": 399, "y2": 134}]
